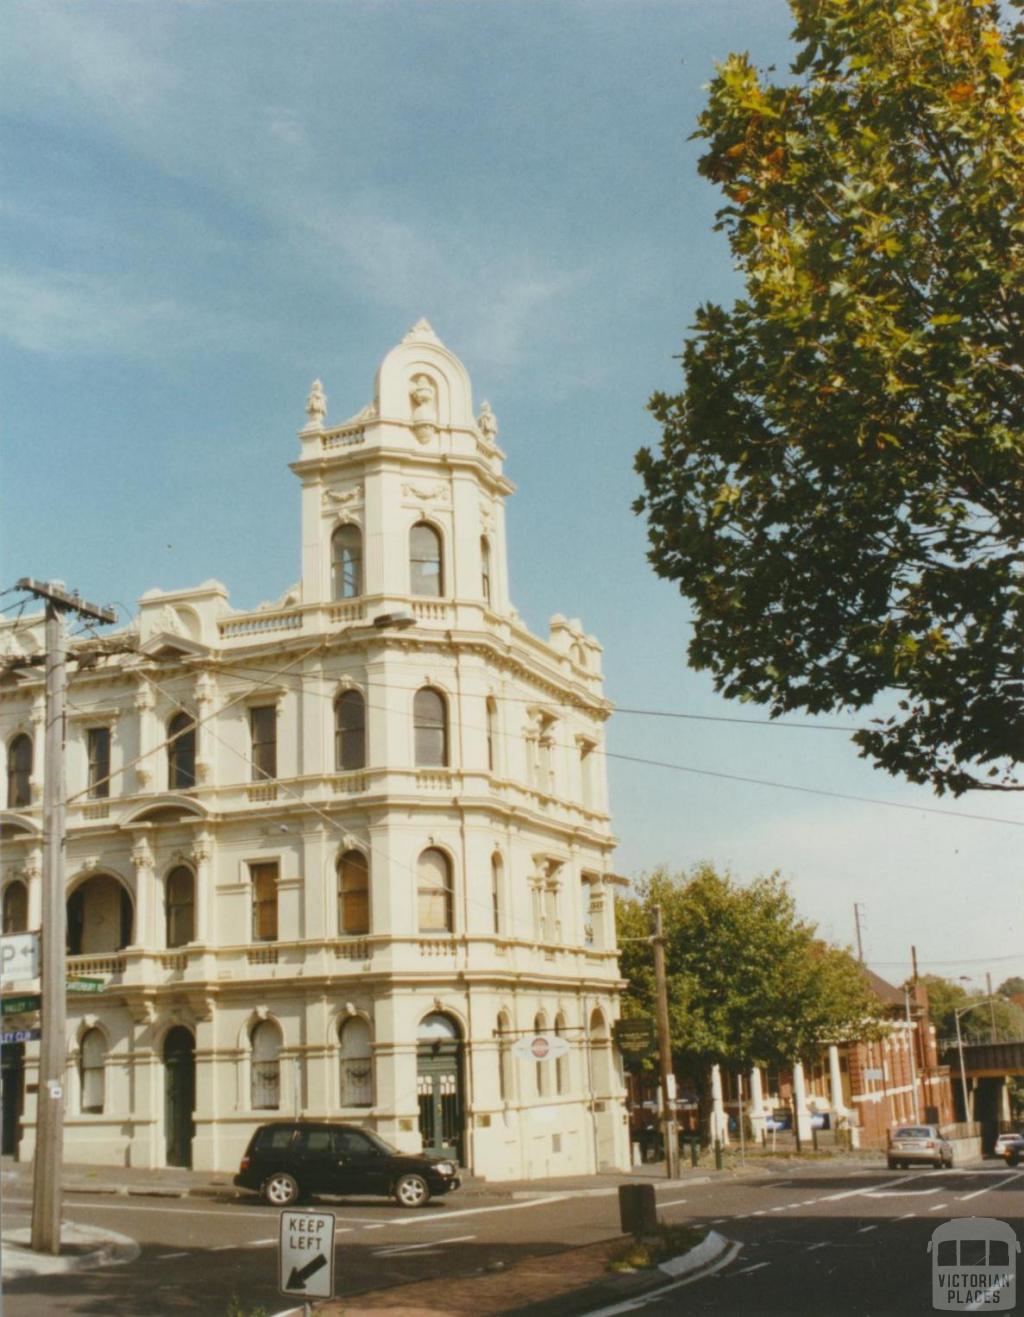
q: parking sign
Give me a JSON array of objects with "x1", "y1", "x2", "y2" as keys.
[
  {"x1": 1, "y1": 932, "x2": 40, "y2": 985},
  {"x1": 279, "y1": 1209, "x2": 336, "y2": 1299}
]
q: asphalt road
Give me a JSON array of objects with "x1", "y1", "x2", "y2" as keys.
[{"x1": 3, "y1": 1164, "x2": 1021, "y2": 1317}]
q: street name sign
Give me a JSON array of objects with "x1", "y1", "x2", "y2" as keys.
[
  {"x1": 279, "y1": 1209, "x2": 335, "y2": 1299},
  {"x1": 512, "y1": 1032, "x2": 570, "y2": 1062},
  {"x1": 1, "y1": 994, "x2": 41, "y2": 1016},
  {"x1": 67, "y1": 978, "x2": 106, "y2": 993},
  {"x1": 2, "y1": 1028, "x2": 41, "y2": 1045},
  {"x1": 1, "y1": 931, "x2": 40, "y2": 984}
]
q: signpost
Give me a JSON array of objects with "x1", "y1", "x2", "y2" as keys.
[
  {"x1": 613, "y1": 1017, "x2": 656, "y2": 1061},
  {"x1": 279, "y1": 1209, "x2": 336, "y2": 1305},
  {"x1": 511, "y1": 1033, "x2": 570, "y2": 1062},
  {"x1": 1, "y1": 931, "x2": 41, "y2": 984}
]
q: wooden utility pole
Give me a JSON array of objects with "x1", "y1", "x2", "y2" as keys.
[
  {"x1": 16, "y1": 579, "x2": 116, "y2": 1255},
  {"x1": 853, "y1": 903, "x2": 865, "y2": 963},
  {"x1": 652, "y1": 905, "x2": 680, "y2": 1179},
  {"x1": 986, "y1": 972, "x2": 997, "y2": 1043}
]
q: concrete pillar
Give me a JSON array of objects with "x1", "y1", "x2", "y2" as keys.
[
  {"x1": 792, "y1": 1060, "x2": 812, "y2": 1142},
  {"x1": 25, "y1": 845, "x2": 43, "y2": 931},
  {"x1": 710, "y1": 1063, "x2": 729, "y2": 1146},
  {"x1": 999, "y1": 1079, "x2": 1012, "y2": 1124},
  {"x1": 130, "y1": 832, "x2": 154, "y2": 949},
  {"x1": 190, "y1": 830, "x2": 213, "y2": 943},
  {"x1": 749, "y1": 1066, "x2": 766, "y2": 1142},
  {"x1": 828, "y1": 1044, "x2": 847, "y2": 1124}
]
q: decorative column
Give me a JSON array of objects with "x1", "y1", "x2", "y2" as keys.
[
  {"x1": 29, "y1": 696, "x2": 45, "y2": 804},
  {"x1": 130, "y1": 832, "x2": 155, "y2": 950},
  {"x1": 134, "y1": 680, "x2": 157, "y2": 792},
  {"x1": 25, "y1": 845, "x2": 44, "y2": 931},
  {"x1": 749, "y1": 1066, "x2": 766, "y2": 1143},
  {"x1": 193, "y1": 673, "x2": 215, "y2": 786},
  {"x1": 710, "y1": 1063, "x2": 729, "y2": 1146},
  {"x1": 190, "y1": 830, "x2": 213, "y2": 944},
  {"x1": 792, "y1": 1059, "x2": 812, "y2": 1142}
]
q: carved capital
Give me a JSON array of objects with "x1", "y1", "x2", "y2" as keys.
[
  {"x1": 131, "y1": 837, "x2": 154, "y2": 871},
  {"x1": 134, "y1": 681, "x2": 155, "y2": 713}
]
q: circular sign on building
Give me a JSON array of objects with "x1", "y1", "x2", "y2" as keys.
[{"x1": 512, "y1": 1033, "x2": 570, "y2": 1061}]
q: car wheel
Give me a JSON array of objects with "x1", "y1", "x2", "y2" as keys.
[
  {"x1": 263, "y1": 1172, "x2": 301, "y2": 1207},
  {"x1": 887, "y1": 1159, "x2": 897, "y2": 1170},
  {"x1": 393, "y1": 1173, "x2": 431, "y2": 1208}
]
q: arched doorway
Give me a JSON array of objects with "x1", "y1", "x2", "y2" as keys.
[
  {"x1": 164, "y1": 1027, "x2": 195, "y2": 1168},
  {"x1": 416, "y1": 1012, "x2": 464, "y2": 1164},
  {"x1": 1, "y1": 1042, "x2": 24, "y2": 1157}
]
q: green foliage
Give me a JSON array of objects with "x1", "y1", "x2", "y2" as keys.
[
  {"x1": 997, "y1": 975, "x2": 1024, "y2": 999},
  {"x1": 224, "y1": 1297, "x2": 267, "y2": 1317},
  {"x1": 616, "y1": 863, "x2": 883, "y2": 1072},
  {"x1": 607, "y1": 1222, "x2": 708, "y2": 1272},
  {"x1": 635, "y1": 0, "x2": 1024, "y2": 796},
  {"x1": 922, "y1": 973, "x2": 1024, "y2": 1041}
]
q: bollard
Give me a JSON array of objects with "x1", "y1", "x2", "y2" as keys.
[
  {"x1": 631, "y1": 1141, "x2": 642, "y2": 1169},
  {"x1": 690, "y1": 1139, "x2": 699, "y2": 1168},
  {"x1": 618, "y1": 1183, "x2": 658, "y2": 1237},
  {"x1": 714, "y1": 1138, "x2": 723, "y2": 1171}
]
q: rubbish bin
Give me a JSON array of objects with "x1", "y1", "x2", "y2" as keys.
[{"x1": 618, "y1": 1183, "x2": 658, "y2": 1236}]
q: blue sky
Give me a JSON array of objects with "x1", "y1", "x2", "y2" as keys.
[{"x1": 3, "y1": 0, "x2": 1021, "y2": 988}]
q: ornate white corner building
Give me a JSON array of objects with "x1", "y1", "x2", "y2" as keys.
[{"x1": 0, "y1": 322, "x2": 630, "y2": 1179}]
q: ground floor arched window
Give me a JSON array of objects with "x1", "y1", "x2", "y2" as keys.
[
  {"x1": 80, "y1": 1029, "x2": 107, "y2": 1114},
  {"x1": 250, "y1": 1020, "x2": 282, "y2": 1110},
  {"x1": 339, "y1": 1016, "x2": 373, "y2": 1107}
]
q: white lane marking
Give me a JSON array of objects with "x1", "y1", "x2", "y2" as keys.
[
  {"x1": 928, "y1": 1203, "x2": 950, "y2": 1212},
  {"x1": 374, "y1": 1233, "x2": 476, "y2": 1257},
  {"x1": 391, "y1": 1193, "x2": 572, "y2": 1227},
  {"x1": 580, "y1": 1241, "x2": 743, "y2": 1316},
  {"x1": 733, "y1": 1261, "x2": 771, "y2": 1275},
  {"x1": 2, "y1": 1197, "x2": 274, "y2": 1221},
  {"x1": 857, "y1": 1225, "x2": 878, "y2": 1234},
  {"x1": 710, "y1": 1218, "x2": 728, "y2": 1224},
  {"x1": 896, "y1": 1213, "x2": 916, "y2": 1221},
  {"x1": 751, "y1": 1209, "x2": 767, "y2": 1216},
  {"x1": 362, "y1": 1224, "x2": 387, "y2": 1230},
  {"x1": 819, "y1": 1170, "x2": 931, "y2": 1202},
  {"x1": 242, "y1": 1237, "x2": 277, "y2": 1249},
  {"x1": 805, "y1": 1242, "x2": 829, "y2": 1252},
  {"x1": 211, "y1": 1243, "x2": 237, "y2": 1251},
  {"x1": 156, "y1": 1251, "x2": 188, "y2": 1259},
  {"x1": 770, "y1": 1205, "x2": 788, "y2": 1212},
  {"x1": 959, "y1": 1171, "x2": 1023, "y2": 1201},
  {"x1": 658, "y1": 1198, "x2": 688, "y2": 1208},
  {"x1": 866, "y1": 1188, "x2": 939, "y2": 1198}
]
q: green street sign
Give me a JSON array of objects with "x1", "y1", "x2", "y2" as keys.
[
  {"x1": 614, "y1": 1017, "x2": 656, "y2": 1057},
  {"x1": 66, "y1": 978, "x2": 106, "y2": 993},
  {"x1": 1, "y1": 994, "x2": 41, "y2": 1016}
]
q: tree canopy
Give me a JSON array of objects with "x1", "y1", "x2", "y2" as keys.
[
  {"x1": 635, "y1": 0, "x2": 1024, "y2": 795},
  {"x1": 616, "y1": 864, "x2": 883, "y2": 1074},
  {"x1": 921, "y1": 972, "x2": 1024, "y2": 1042}
]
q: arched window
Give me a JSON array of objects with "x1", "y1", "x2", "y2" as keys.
[
  {"x1": 486, "y1": 698, "x2": 497, "y2": 773},
  {"x1": 413, "y1": 688, "x2": 448, "y2": 767},
  {"x1": 339, "y1": 1017, "x2": 373, "y2": 1107},
  {"x1": 67, "y1": 875, "x2": 133, "y2": 955},
  {"x1": 2, "y1": 880, "x2": 28, "y2": 934},
  {"x1": 497, "y1": 1010, "x2": 513, "y2": 1104},
  {"x1": 331, "y1": 524, "x2": 363, "y2": 599},
  {"x1": 490, "y1": 853, "x2": 503, "y2": 936},
  {"x1": 250, "y1": 1020, "x2": 282, "y2": 1110},
  {"x1": 80, "y1": 1029, "x2": 106, "y2": 1113},
  {"x1": 6, "y1": 734, "x2": 32, "y2": 808},
  {"x1": 338, "y1": 850, "x2": 369, "y2": 935},
  {"x1": 167, "y1": 713, "x2": 197, "y2": 790},
  {"x1": 555, "y1": 1013, "x2": 569, "y2": 1095},
  {"x1": 410, "y1": 523, "x2": 443, "y2": 597},
  {"x1": 165, "y1": 866, "x2": 195, "y2": 948},
  {"x1": 335, "y1": 690, "x2": 366, "y2": 771},
  {"x1": 534, "y1": 1012, "x2": 549, "y2": 1098},
  {"x1": 480, "y1": 537, "x2": 492, "y2": 605},
  {"x1": 417, "y1": 848, "x2": 453, "y2": 934}
]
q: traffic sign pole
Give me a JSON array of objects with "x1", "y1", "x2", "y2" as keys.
[{"x1": 652, "y1": 904, "x2": 680, "y2": 1179}]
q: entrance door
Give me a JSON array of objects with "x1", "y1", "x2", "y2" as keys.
[
  {"x1": 416, "y1": 1013, "x2": 464, "y2": 1164},
  {"x1": 164, "y1": 1027, "x2": 195, "y2": 1168},
  {"x1": 1, "y1": 1043, "x2": 24, "y2": 1157}
]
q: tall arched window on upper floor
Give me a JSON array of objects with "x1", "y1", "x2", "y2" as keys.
[
  {"x1": 410, "y1": 522, "x2": 443, "y2": 597},
  {"x1": 165, "y1": 866, "x2": 195, "y2": 948},
  {"x1": 80, "y1": 1028, "x2": 107, "y2": 1114},
  {"x1": 167, "y1": 713, "x2": 197, "y2": 790},
  {"x1": 339, "y1": 1016, "x2": 373, "y2": 1107},
  {"x1": 338, "y1": 850, "x2": 369, "y2": 936},
  {"x1": 250, "y1": 1020, "x2": 282, "y2": 1110},
  {"x1": 335, "y1": 690, "x2": 366, "y2": 771},
  {"x1": 2, "y1": 880, "x2": 28, "y2": 934},
  {"x1": 413, "y1": 688, "x2": 448, "y2": 767},
  {"x1": 497, "y1": 1010, "x2": 514, "y2": 1104},
  {"x1": 417, "y1": 848, "x2": 453, "y2": 934},
  {"x1": 490, "y1": 853, "x2": 504, "y2": 936},
  {"x1": 480, "y1": 537, "x2": 492, "y2": 606},
  {"x1": 6, "y1": 734, "x2": 32, "y2": 808},
  {"x1": 486, "y1": 698, "x2": 498, "y2": 773},
  {"x1": 331, "y1": 524, "x2": 363, "y2": 599}
]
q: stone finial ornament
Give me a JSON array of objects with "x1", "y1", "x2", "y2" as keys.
[
  {"x1": 410, "y1": 373, "x2": 438, "y2": 443},
  {"x1": 403, "y1": 318, "x2": 442, "y2": 344},
  {"x1": 305, "y1": 378, "x2": 327, "y2": 426},
  {"x1": 477, "y1": 400, "x2": 498, "y2": 442}
]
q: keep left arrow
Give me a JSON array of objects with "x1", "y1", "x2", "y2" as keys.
[{"x1": 287, "y1": 1252, "x2": 328, "y2": 1290}]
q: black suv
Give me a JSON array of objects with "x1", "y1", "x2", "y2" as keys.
[{"x1": 234, "y1": 1121, "x2": 461, "y2": 1208}]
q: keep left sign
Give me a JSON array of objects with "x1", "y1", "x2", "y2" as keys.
[{"x1": 279, "y1": 1209, "x2": 335, "y2": 1299}]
